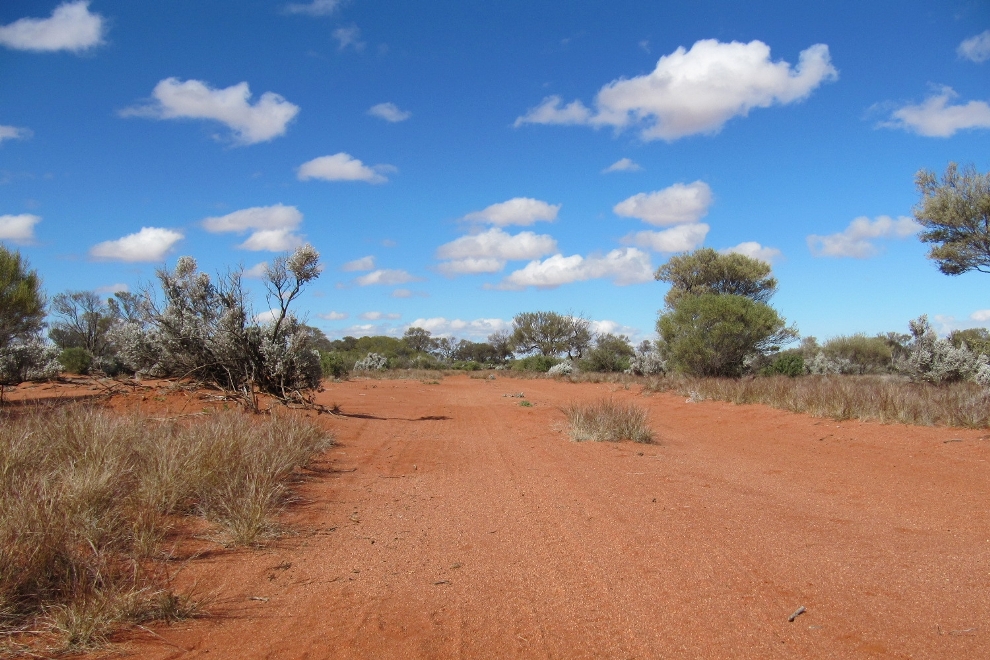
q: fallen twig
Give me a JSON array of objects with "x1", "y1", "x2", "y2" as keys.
[{"x1": 788, "y1": 606, "x2": 806, "y2": 622}]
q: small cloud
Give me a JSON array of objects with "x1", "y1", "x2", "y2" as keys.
[
  {"x1": 318, "y1": 311, "x2": 349, "y2": 320},
  {"x1": 406, "y1": 317, "x2": 512, "y2": 339},
  {"x1": 878, "y1": 86, "x2": 990, "y2": 137},
  {"x1": 602, "y1": 158, "x2": 641, "y2": 173},
  {"x1": 360, "y1": 311, "x2": 401, "y2": 321},
  {"x1": 639, "y1": 39, "x2": 650, "y2": 54},
  {"x1": 971, "y1": 309, "x2": 990, "y2": 323},
  {"x1": 202, "y1": 204, "x2": 305, "y2": 252},
  {"x1": 283, "y1": 0, "x2": 345, "y2": 16},
  {"x1": 355, "y1": 269, "x2": 418, "y2": 286},
  {"x1": 436, "y1": 227, "x2": 558, "y2": 275},
  {"x1": 623, "y1": 224, "x2": 709, "y2": 253},
  {"x1": 368, "y1": 102, "x2": 411, "y2": 122},
  {"x1": 807, "y1": 215, "x2": 921, "y2": 258},
  {"x1": 613, "y1": 181, "x2": 713, "y2": 226},
  {"x1": 342, "y1": 255, "x2": 375, "y2": 271},
  {"x1": 0, "y1": 213, "x2": 41, "y2": 243},
  {"x1": 391, "y1": 288, "x2": 428, "y2": 299},
  {"x1": 497, "y1": 247, "x2": 653, "y2": 290},
  {"x1": 255, "y1": 309, "x2": 280, "y2": 323},
  {"x1": 461, "y1": 198, "x2": 560, "y2": 227},
  {"x1": 94, "y1": 283, "x2": 129, "y2": 294},
  {"x1": 333, "y1": 25, "x2": 365, "y2": 51},
  {"x1": 0, "y1": 125, "x2": 32, "y2": 145},
  {"x1": 958, "y1": 30, "x2": 990, "y2": 63},
  {"x1": 89, "y1": 227, "x2": 184, "y2": 263},
  {"x1": 0, "y1": 1, "x2": 106, "y2": 53},
  {"x1": 515, "y1": 39, "x2": 837, "y2": 140},
  {"x1": 120, "y1": 78, "x2": 300, "y2": 146},
  {"x1": 721, "y1": 241, "x2": 782, "y2": 263},
  {"x1": 243, "y1": 261, "x2": 269, "y2": 278},
  {"x1": 381, "y1": 239, "x2": 397, "y2": 247},
  {"x1": 297, "y1": 152, "x2": 393, "y2": 184}
]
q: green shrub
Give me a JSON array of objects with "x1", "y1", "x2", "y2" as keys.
[
  {"x1": 510, "y1": 355, "x2": 561, "y2": 372},
  {"x1": 762, "y1": 353, "x2": 804, "y2": 377},
  {"x1": 59, "y1": 347, "x2": 94, "y2": 375},
  {"x1": 319, "y1": 351, "x2": 350, "y2": 380},
  {"x1": 451, "y1": 360, "x2": 483, "y2": 371},
  {"x1": 822, "y1": 334, "x2": 893, "y2": 374}
]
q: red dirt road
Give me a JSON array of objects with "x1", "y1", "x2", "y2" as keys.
[{"x1": 101, "y1": 376, "x2": 989, "y2": 658}]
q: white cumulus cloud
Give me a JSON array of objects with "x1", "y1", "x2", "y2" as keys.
[
  {"x1": 342, "y1": 255, "x2": 375, "y2": 271},
  {"x1": 283, "y1": 0, "x2": 344, "y2": 16},
  {"x1": 461, "y1": 198, "x2": 560, "y2": 226},
  {"x1": 297, "y1": 153, "x2": 394, "y2": 184},
  {"x1": 0, "y1": 214, "x2": 41, "y2": 243},
  {"x1": 624, "y1": 224, "x2": 710, "y2": 253},
  {"x1": 602, "y1": 158, "x2": 641, "y2": 173},
  {"x1": 515, "y1": 39, "x2": 837, "y2": 141},
  {"x1": 368, "y1": 102, "x2": 411, "y2": 122},
  {"x1": 318, "y1": 311, "x2": 349, "y2": 320},
  {"x1": 0, "y1": 125, "x2": 32, "y2": 145},
  {"x1": 202, "y1": 204, "x2": 305, "y2": 251},
  {"x1": 436, "y1": 228, "x2": 558, "y2": 275},
  {"x1": 807, "y1": 215, "x2": 921, "y2": 258},
  {"x1": 497, "y1": 247, "x2": 653, "y2": 290},
  {"x1": 355, "y1": 269, "x2": 418, "y2": 286},
  {"x1": 121, "y1": 78, "x2": 300, "y2": 145},
  {"x1": 89, "y1": 227, "x2": 183, "y2": 262},
  {"x1": 958, "y1": 30, "x2": 990, "y2": 63},
  {"x1": 0, "y1": 1, "x2": 105, "y2": 53},
  {"x1": 406, "y1": 317, "x2": 512, "y2": 339},
  {"x1": 613, "y1": 181, "x2": 713, "y2": 226},
  {"x1": 721, "y1": 241, "x2": 782, "y2": 263},
  {"x1": 880, "y1": 86, "x2": 990, "y2": 137},
  {"x1": 360, "y1": 311, "x2": 401, "y2": 321}
]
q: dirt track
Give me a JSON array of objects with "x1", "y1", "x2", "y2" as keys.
[{"x1": 85, "y1": 375, "x2": 990, "y2": 659}]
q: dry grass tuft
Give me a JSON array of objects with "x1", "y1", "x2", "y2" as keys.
[
  {"x1": 0, "y1": 405, "x2": 332, "y2": 650},
  {"x1": 644, "y1": 374, "x2": 990, "y2": 428},
  {"x1": 564, "y1": 398, "x2": 654, "y2": 443}
]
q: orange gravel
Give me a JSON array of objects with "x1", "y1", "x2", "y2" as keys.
[{"x1": 23, "y1": 374, "x2": 988, "y2": 659}]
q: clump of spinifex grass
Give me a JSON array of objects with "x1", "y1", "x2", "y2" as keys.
[
  {"x1": 0, "y1": 406, "x2": 332, "y2": 651},
  {"x1": 564, "y1": 398, "x2": 654, "y2": 443},
  {"x1": 644, "y1": 374, "x2": 990, "y2": 428}
]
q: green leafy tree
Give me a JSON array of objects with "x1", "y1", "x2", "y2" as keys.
[
  {"x1": 914, "y1": 163, "x2": 990, "y2": 275},
  {"x1": 402, "y1": 326, "x2": 436, "y2": 353},
  {"x1": 655, "y1": 247, "x2": 778, "y2": 307},
  {"x1": 583, "y1": 333, "x2": 634, "y2": 372},
  {"x1": 49, "y1": 290, "x2": 116, "y2": 356},
  {"x1": 0, "y1": 245, "x2": 45, "y2": 349},
  {"x1": 658, "y1": 293, "x2": 797, "y2": 377},
  {"x1": 655, "y1": 248, "x2": 795, "y2": 377},
  {"x1": 511, "y1": 311, "x2": 591, "y2": 358}
]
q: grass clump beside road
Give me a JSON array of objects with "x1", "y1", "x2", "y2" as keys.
[
  {"x1": 564, "y1": 398, "x2": 654, "y2": 444},
  {"x1": 645, "y1": 374, "x2": 990, "y2": 428},
  {"x1": 0, "y1": 406, "x2": 332, "y2": 651}
]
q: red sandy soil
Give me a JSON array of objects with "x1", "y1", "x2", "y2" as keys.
[{"x1": 8, "y1": 375, "x2": 990, "y2": 658}]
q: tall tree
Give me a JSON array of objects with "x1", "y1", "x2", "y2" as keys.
[
  {"x1": 49, "y1": 290, "x2": 116, "y2": 356},
  {"x1": 511, "y1": 311, "x2": 591, "y2": 358},
  {"x1": 655, "y1": 247, "x2": 777, "y2": 307},
  {"x1": 0, "y1": 245, "x2": 45, "y2": 349},
  {"x1": 914, "y1": 163, "x2": 990, "y2": 275}
]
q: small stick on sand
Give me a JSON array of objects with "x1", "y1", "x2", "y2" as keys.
[{"x1": 788, "y1": 606, "x2": 806, "y2": 622}]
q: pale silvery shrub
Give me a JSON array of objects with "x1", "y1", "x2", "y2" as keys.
[
  {"x1": 354, "y1": 352, "x2": 388, "y2": 371},
  {"x1": 0, "y1": 337, "x2": 60, "y2": 384},
  {"x1": 902, "y1": 315, "x2": 986, "y2": 385},
  {"x1": 628, "y1": 350, "x2": 666, "y2": 376},
  {"x1": 547, "y1": 360, "x2": 575, "y2": 376},
  {"x1": 805, "y1": 352, "x2": 848, "y2": 375}
]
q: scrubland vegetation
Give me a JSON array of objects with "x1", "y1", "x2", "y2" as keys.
[
  {"x1": 0, "y1": 406, "x2": 331, "y2": 651},
  {"x1": 564, "y1": 398, "x2": 654, "y2": 443}
]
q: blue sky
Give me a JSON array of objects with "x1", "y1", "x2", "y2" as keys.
[{"x1": 1, "y1": 0, "x2": 988, "y2": 344}]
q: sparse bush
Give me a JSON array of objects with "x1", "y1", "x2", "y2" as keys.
[
  {"x1": 564, "y1": 398, "x2": 653, "y2": 443},
  {"x1": 511, "y1": 355, "x2": 561, "y2": 372},
  {"x1": 547, "y1": 360, "x2": 575, "y2": 376},
  {"x1": 762, "y1": 353, "x2": 804, "y2": 377},
  {"x1": 319, "y1": 351, "x2": 350, "y2": 380},
  {"x1": 354, "y1": 352, "x2": 388, "y2": 371},
  {"x1": 451, "y1": 360, "x2": 483, "y2": 371},
  {"x1": 58, "y1": 347, "x2": 93, "y2": 375},
  {"x1": 0, "y1": 406, "x2": 331, "y2": 648},
  {"x1": 902, "y1": 315, "x2": 988, "y2": 385}
]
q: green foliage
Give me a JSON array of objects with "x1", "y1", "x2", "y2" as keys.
[
  {"x1": 655, "y1": 247, "x2": 778, "y2": 307},
  {"x1": 0, "y1": 245, "x2": 45, "y2": 349},
  {"x1": 402, "y1": 326, "x2": 435, "y2": 353},
  {"x1": 582, "y1": 333, "x2": 634, "y2": 372},
  {"x1": 49, "y1": 291, "x2": 116, "y2": 356},
  {"x1": 511, "y1": 311, "x2": 591, "y2": 358},
  {"x1": 319, "y1": 351, "x2": 350, "y2": 379},
  {"x1": 510, "y1": 355, "x2": 561, "y2": 372},
  {"x1": 762, "y1": 353, "x2": 804, "y2": 377},
  {"x1": 914, "y1": 163, "x2": 990, "y2": 276},
  {"x1": 657, "y1": 293, "x2": 797, "y2": 377},
  {"x1": 59, "y1": 347, "x2": 94, "y2": 375},
  {"x1": 949, "y1": 328, "x2": 990, "y2": 357},
  {"x1": 822, "y1": 334, "x2": 893, "y2": 374},
  {"x1": 451, "y1": 360, "x2": 483, "y2": 371}
]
